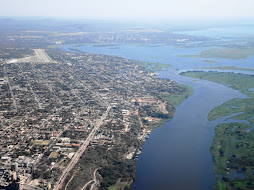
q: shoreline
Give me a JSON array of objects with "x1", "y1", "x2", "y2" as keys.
[
  {"x1": 181, "y1": 71, "x2": 254, "y2": 189},
  {"x1": 56, "y1": 47, "x2": 194, "y2": 189},
  {"x1": 59, "y1": 43, "x2": 248, "y2": 190}
]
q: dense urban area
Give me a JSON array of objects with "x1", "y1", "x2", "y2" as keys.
[
  {"x1": 0, "y1": 21, "x2": 192, "y2": 189},
  {"x1": 2, "y1": 18, "x2": 253, "y2": 190}
]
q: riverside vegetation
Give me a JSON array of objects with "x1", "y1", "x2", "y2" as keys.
[
  {"x1": 177, "y1": 47, "x2": 254, "y2": 59},
  {"x1": 181, "y1": 71, "x2": 254, "y2": 190}
]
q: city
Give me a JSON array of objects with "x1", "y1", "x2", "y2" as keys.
[{"x1": 0, "y1": 47, "x2": 187, "y2": 189}]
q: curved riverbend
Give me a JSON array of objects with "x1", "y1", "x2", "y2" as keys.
[
  {"x1": 131, "y1": 70, "x2": 246, "y2": 190},
  {"x1": 61, "y1": 44, "x2": 248, "y2": 190}
]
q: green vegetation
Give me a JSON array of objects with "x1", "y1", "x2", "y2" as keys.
[
  {"x1": 181, "y1": 71, "x2": 254, "y2": 98},
  {"x1": 208, "y1": 98, "x2": 254, "y2": 122},
  {"x1": 0, "y1": 48, "x2": 34, "y2": 59},
  {"x1": 48, "y1": 44, "x2": 66, "y2": 48},
  {"x1": 135, "y1": 61, "x2": 171, "y2": 71},
  {"x1": 68, "y1": 47, "x2": 83, "y2": 53},
  {"x1": 108, "y1": 180, "x2": 130, "y2": 190},
  {"x1": 217, "y1": 181, "x2": 226, "y2": 190},
  {"x1": 181, "y1": 71, "x2": 254, "y2": 122},
  {"x1": 153, "y1": 63, "x2": 171, "y2": 71},
  {"x1": 202, "y1": 66, "x2": 254, "y2": 71},
  {"x1": 48, "y1": 43, "x2": 88, "y2": 48},
  {"x1": 178, "y1": 47, "x2": 254, "y2": 59},
  {"x1": 93, "y1": 44, "x2": 120, "y2": 48},
  {"x1": 163, "y1": 84, "x2": 193, "y2": 107},
  {"x1": 181, "y1": 71, "x2": 254, "y2": 189},
  {"x1": 211, "y1": 123, "x2": 254, "y2": 190},
  {"x1": 65, "y1": 142, "x2": 137, "y2": 190},
  {"x1": 203, "y1": 60, "x2": 217, "y2": 63}
]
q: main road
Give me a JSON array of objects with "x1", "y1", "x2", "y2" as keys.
[{"x1": 54, "y1": 106, "x2": 111, "y2": 190}]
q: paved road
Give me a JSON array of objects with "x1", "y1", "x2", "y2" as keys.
[
  {"x1": 54, "y1": 106, "x2": 111, "y2": 190},
  {"x1": 3, "y1": 62, "x2": 18, "y2": 112},
  {"x1": 34, "y1": 49, "x2": 53, "y2": 63}
]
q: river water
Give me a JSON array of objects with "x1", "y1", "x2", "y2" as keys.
[
  {"x1": 61, "y1": 34, "x2": 253, "y2": 189},
  {"x1": 131, "y1": 70, "x2": 246, "y2": 190}
]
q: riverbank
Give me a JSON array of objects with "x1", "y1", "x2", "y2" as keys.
[
  {"x1": 177, "y1": 47, "x2": 254, "y2": 59},
  {"x1": 55, "y1": 48, "x2": 193, "y2": 190},
  {"x1": 163, "y1": 84, "x2": 193, "y2": 107},
  {"x1": 59, "y1": 42, "x2": 250, "y2": 189},
  {"x1": 181, "y1": 71, "x2": 254, "y2": 190},
  {"x1": 135, "y1": 60, "x2": 171, "y2": 71}
]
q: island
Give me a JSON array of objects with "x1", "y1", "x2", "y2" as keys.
[{"x1": 181, "y1": 71, "x2": 254, "y2": 190}]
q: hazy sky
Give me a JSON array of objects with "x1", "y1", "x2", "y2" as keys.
[{"x1": 1, "y1": 0, "x2": 254, "y2": 20}]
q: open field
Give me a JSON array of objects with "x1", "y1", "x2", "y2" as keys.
[
  {"x1": 177, "y1": 47, "x2": 254, "y2": 59},
  {"x1": 7, "y1": 49, "x2": 53, "y2": 63},
  {"x1": 135, "y1": 61, "x2": 171, "y2": 71},
  {"x1": 163, "y1": 84, "x2": 193, "y2": 107},
  {"x1": 202, "y1": 66, "x2": 254, "y2": 71},
  {"x1": 181, "y1": 71, "x2": 254, "y2": 98},
  {"x1": 32, "y1": 140, "x2": 51, "y2": 146},
  {"x1": 49, "y1": 152, "x2": 60, "y2": 159}
]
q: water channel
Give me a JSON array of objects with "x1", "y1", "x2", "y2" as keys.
[
  {"x1": 131, "y1": 70, "x2": 246, "y2": 190},
  {"x1": 62, "y1": 42, "x2": 250, "y2": 189}
]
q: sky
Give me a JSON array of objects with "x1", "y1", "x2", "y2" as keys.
[{"x1": 1, "y1": 0, "x2": 254, "y2": 20}]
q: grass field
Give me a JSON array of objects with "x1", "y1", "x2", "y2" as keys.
[
  {"x1": 135, "y1": 61, "x2": 171, "y2": 71},
  {"x1": 181, "y1": 71, "x2": 254, "y2": 98},
  {"x1": 163, "y1": 84, "x2": 193, "y2": 107},
  {"x1": 202, "y1": 66, "x2": 254, "y2": 71},
  {"x1": 177, "y1": 47, "x2": 254, "y2": 59}
]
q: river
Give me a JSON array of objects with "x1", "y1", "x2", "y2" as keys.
[
  {"x1": 61, "y1": 34, "x2": 252, "y2": 189},
  {"x1": 131, "y1": 70, "x2": 246, "y2": 190}
]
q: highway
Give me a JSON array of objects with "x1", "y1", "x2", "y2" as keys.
[{"x1": 53, "y1": 106, "x2": 111, "y2": 190}]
